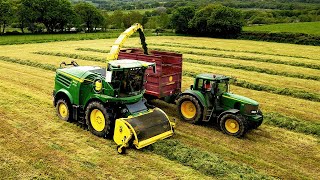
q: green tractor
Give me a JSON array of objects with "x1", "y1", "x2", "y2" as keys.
[
  {"x1": 53, "y1": 60, "x2": 175, "y2": 153},
  {"x1": 176, "y1": 74, "x2": 263, "y2": 137}
]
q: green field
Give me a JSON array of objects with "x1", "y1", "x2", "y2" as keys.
[
  {"x1": 0, "y1": 36, "x2": 319, "y2": 179},
  {"x1": 243, "y1": 21, "x2": 320, "y2": 35}
]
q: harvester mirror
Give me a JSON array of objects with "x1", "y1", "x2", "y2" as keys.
[
  {"x1": 105, "y1": 71, "x2": 112, "y2": 82},
  {"x1": 190, "y1": 85, "x2": 194, "y2": 90}
]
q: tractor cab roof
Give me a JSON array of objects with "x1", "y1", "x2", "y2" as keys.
[
  {"x1": 196, "y1": 73, "x2": 230, "y2": 81},
  {"x1": 108, "y1": 59, "x2": 155, "y2": 70}
]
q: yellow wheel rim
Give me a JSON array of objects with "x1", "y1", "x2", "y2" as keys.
[
  {"x1": 225, "y1": 119, "x2": 240, "y2": 133},
  {"x1": 90, "y1": 109, "x2": 105, "y2": 132},
  {"x1": 181, "y1": 101, "x2": 196, "y2": 119},
  {"x1": 58, "y1": 103, "x2": 68, "y2": 118}
]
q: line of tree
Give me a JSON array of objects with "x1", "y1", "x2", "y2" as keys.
[
  {"x1": 171, "y1": 4, "x2": 244, "y2": 38},
  {"x1": 0, "y1": 0, "x2": 106, "y2": 34}
]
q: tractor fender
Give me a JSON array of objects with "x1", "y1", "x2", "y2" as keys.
[
  {"x1": 176, "y1": 89, "x2": 207, "y2": 108},
  {"x1": 54, "y1": 89, "x2": 74, "y2": 105},
  {"x1": 217, "y1": 109, "x2": 240, "y2": 123}
]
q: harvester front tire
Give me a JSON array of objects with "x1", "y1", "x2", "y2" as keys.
[
  {"x1": 85, "y1": 101, "x2": 111, "y2": 138},
  {"x1": 56, "y1": 99, "x2": 72, "y2": 121},
  {"x1": 220, "y1": 113, "x2": 248, "y2": 138},
  {"x1": 177, "y1": 95, "x2": 202, "y2": 124}
]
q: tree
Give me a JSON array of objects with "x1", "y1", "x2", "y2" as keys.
[
  {"x1": 122, "y1": 11, "x2": 143, "y2": 28},
  {"x1": 190, "y1": 4, "x2": 244, "y2": 37},
  {"x1": 74, "y1": 2, "x2": 104, "y2": 32},
  {"x1": 109, "y1": 10, "x2": 124, "y2": 29},
  {"x1": 171, "y1": 6, "x2": 195, "y2": 33},
  {"x1": 0, "y1": 0, "x2": 14, "y2": 34}
]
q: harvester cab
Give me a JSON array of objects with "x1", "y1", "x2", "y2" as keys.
[
  {"x1": 177, "y1": 73, "x2": 263, "y2": 137},
  {"x1": 53, "y1": 23, "x2": 175, "y2": 154}
]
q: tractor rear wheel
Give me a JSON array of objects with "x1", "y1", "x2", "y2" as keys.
[
  {"x1": 220, "y1": 113, "x2": 248, "y2": 137},
  {"x1": 177, "y1": 95, "x2": 202, "y2": 124},
  {"x1": 56, "y1": 99, "x2": 72, "y2": 121},
  {"x1": 85, "y1": 101, "x2": 111, "y2": 138}
]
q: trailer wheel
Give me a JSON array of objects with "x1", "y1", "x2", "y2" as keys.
[
  {"x1": 220, "y1": 113, "x2": 248, "y2": 137},
  {"x1": 85, "y1": 101, "x2": 111, "y2": 138},
  {"x1": 177, "y1": 95, "x2": 202, "y2": 124},
  {"x1": 56, "y1": 99, "x2": 72, "y2": 121}
]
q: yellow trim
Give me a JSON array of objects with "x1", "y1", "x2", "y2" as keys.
[
  {"x1": 58, "y1": 103, "x2": 68, "y2": 118},
  {"x1": 59, "y1": 71, "x2": 84, "y2": 83},
  {"x1": 181, "y1": 101, "x2": 196, "y2": 119},
  {"x1": 135, "y1": 131, "x2": 173, "y2": 149},
  {"x1": 169, "y1": 76, "x2": 173, "y2": 82},
  {"x1": 90, "y1": 109, "x2": 106, "y2": 132},
  {"x1": 225, "y1": 119, "x2": 240, "y2": 134}
]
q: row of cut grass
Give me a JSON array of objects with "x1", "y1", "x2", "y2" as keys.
[
  {"x1": 19, "y1": 50, "x2": 320, "y2": 101},
  {"x1": 76, "y1": 47, "x2": 320, "y2": 84},
  {"x1": 146, "y1": 46, "x2": 320, "y2": 70},
  {"x1": 2, "y1": 57, "x2": 319, "y2": 133},
  {"x1": 34, "y1": 51, "x2": 105, "y2": 62},
  {"x1": 150, "y1": 42, "x2": 320, "y2": 61}
]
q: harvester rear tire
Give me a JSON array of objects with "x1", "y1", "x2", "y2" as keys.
[
  {"x1": 177, "y1": 95, "x2": 202, "y2": 124},
  {"x1": 220, "y1": 113, "x2": 248, "y2": 138},
  {"x1": 56, "y1": 99, "x2": 72, "y2": 122},
  {"x1": 85, "y1": 101, "x2": 111, "y2": 138}
]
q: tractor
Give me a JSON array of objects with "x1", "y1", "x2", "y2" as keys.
[
  {"x1": 53, "y1": 24, "x2": 175, "y2": 154},
  {"x1": 176, "y1": 74, "x2": 263, "y2": 137}
]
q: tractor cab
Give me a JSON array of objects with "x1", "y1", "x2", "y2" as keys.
[{"x1": 193, "y1": 73, "x2": 230, "y2": 96}]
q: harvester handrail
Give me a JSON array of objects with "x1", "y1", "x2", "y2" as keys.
[{"x1": 107, "y1": 23, "x2": 148, "y2": 62}]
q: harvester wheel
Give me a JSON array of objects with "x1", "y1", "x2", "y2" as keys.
[
  {"x1": 177, "y1": 95, "x2": 202, "y2": 124},
  {"x1": 85, "y1": 101, "x2": 111, "y2": 138},
  {"x1": 56, "y1": 99, "x2": 72, "y2": 121},
  {"x1": 220, "y1": 113, "x2": 248, "y2": 137},
  {"x1": 117, "y1": 145, "x2": 126, "y2": 154}
]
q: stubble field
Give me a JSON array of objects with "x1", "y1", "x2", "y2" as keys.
[{"x1": 0, "y1": 36, "x2": 319, "y2": 179}]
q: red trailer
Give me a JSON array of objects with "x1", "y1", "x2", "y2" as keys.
[{"x1": 118, "y1": 48, "x2": 182, "y2": 102}]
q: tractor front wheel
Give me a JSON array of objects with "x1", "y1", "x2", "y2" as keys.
[
  {"x1": 177, "y1": 95, "x2": 202, "y2": 124},
  {"x1": 220, "y1": 113, "x2": 248, "y2": 137},
  {"x1": 85, "y1": 101, "x2": 111, "y2": 138},
  {"x1": 56, "y1": 99, "x2": 72, "y2": 121}
]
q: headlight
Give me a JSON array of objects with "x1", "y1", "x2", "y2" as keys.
[{"x1": 244, "y1": 104, "x2": 258, "y2": 114}]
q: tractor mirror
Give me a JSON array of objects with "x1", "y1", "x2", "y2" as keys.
[
  {"x1": 105, "y1": 71, "x2": 112, "y2": 82},
  {"x1": 190, "y1": 85, "x2": 194, "y2": 90}
]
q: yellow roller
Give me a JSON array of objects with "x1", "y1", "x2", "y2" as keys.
[{"x1": 114, "y1": 108, "x2": 175, "y2": 153}]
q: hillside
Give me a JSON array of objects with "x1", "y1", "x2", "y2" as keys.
[{"x1": 243, "y1": 22, "x2": 320, "y2": 35}]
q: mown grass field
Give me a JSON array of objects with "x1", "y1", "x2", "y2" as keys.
[
  {"x1": 243, "y1": 21, "x2": 320, "y2": 35},
  {"x1": 0, "y1": 36, "x2": 319, "y2": 179}
]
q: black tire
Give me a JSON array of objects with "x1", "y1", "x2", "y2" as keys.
[
  {"x1": 85, "y1": 101, "x2": 111, "y2": 138},
  {"x1": 249, "y1": 110, "x2": 263, "y2": 129},
  {"x1": 117, "y1": 145, "x2": 126, "y2": 154},
  {"x1": 219, "y1": 113, "x2": 248, "y2": 137},
  {"x1": 177, "y1": 94, "x2": 202, "y2": 124},
  {"x1": 56, "y1": 99, "x2": 72, "y2": 121}
]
